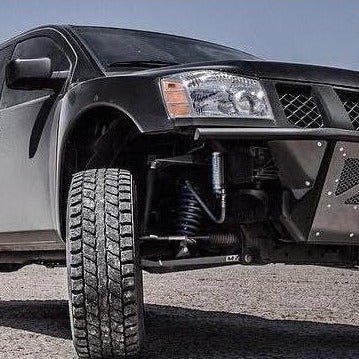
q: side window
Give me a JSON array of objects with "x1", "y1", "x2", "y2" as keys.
[
  {"x1": 0, "y1": 46, "x2": 13, "y2": 97},
  {"x1": 1, "y1": 36, "x2": 70, "y2": 109}
]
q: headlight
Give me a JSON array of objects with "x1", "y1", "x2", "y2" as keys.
[{"x1": 160, "y1": 70, "x2": 273, "y2": 119}]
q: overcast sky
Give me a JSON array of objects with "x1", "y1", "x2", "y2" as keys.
[{"x1": 1, "y1": 0, "x2": 359, "y2": 70}]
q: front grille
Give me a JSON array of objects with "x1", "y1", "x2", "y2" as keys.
[
  {"x1": 336, "y1": 90, "x2": 359, "y2": 130},
  {"x1": 277, "y1": 86, "x2": 324, "y2": 128}
]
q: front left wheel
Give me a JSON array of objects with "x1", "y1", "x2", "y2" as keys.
[{"x1": 66, "y1": 168, "x2": 144, "y2": 358}]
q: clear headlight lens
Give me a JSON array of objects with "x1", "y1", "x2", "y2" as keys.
[{"x1": 161, "y1": 70, "x2": 273, "y2": 119}]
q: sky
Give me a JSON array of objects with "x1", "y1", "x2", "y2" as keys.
[{"x1": 1, "y1": 0, "x2": 359, "y2": 70}]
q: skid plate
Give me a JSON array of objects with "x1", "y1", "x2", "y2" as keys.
[{"x1": 309, "y1": 142, "x2": 359, "y2": 244}]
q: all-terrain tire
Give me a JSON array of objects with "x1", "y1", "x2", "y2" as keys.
[{"x1": 66, "y1": 168, "x2": 144, "y2": 359}]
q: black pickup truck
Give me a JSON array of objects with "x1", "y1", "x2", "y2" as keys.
[{"x1": 0, "y1": 25, "x2": 358, "y2": 358}]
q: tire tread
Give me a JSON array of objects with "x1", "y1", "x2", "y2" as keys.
[{"x1": 67, "y1": 168, "x2": 142, "y2": 359}]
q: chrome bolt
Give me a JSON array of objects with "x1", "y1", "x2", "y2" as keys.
[
  {"x1": 305, "y1": 181, "x2": 311, "y2": 187},
  {"x1": 315, "y1": 232, "x2": 320, "y2": 237},
  {"x1": 340, "y1": 147, "x2": 344, "y2": 152},
  {"x1": 317, "y1": 142, "x2": 323, "y2": 147},
  {"x1": 327, "y1": 204, "x2": 331, "y2": 208},
  {"x1": 327, "y1": 191, "x2": 332, "y2": 196},
  {"x1": 350, "y1": 233, "x2": 355, "y2": 238}
]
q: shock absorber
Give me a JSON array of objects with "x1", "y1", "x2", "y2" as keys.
[
  {"x1": 185, "y1": 152, "x2": 226, "y2": 224},
  {"x1": 175, "y1": 152, "x2": 226, "y2": 258},
  {"x1": 211, "y1": 152, "x2": 225, "y2": 196}
]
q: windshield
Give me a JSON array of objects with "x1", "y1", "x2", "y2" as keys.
[{"x1": 72, "y1": 26, "x2": 259, "y2": 71}]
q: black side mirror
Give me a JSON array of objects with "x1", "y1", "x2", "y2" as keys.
[{"x1": 6, "y1": 57, "x2": 67, "y2": 90}]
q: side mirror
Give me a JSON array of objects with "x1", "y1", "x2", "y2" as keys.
[{"x1": 6, "y1": 57, "x2": 67, "y2": 90}]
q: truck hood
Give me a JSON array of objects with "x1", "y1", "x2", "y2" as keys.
[
  {"x1": 108, "y1": 59, "x2": 359, "y2": 89},
  {"x1": 245, "y1": 60, "x2": 359, "y2": 88}
]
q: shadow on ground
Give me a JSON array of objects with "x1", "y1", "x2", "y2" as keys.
[
  {"x1": 0, "y1": 300, "x2": 71, "y2": 339},
  {"x1": 0, "y1": 300, "x2": 358, "y2": 358}
]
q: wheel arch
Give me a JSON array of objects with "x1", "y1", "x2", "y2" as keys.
[{"x1": 57, "y1": 104, "x2": 142, "y2": 239}]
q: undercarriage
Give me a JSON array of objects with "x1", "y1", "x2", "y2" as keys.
[{"x1": 135, "y1": 129, "x2": 359, "y2": 272}]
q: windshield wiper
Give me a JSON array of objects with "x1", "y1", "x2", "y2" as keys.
[{"x1": 108, "y1": 60, "x2": 179, "y2": 68}]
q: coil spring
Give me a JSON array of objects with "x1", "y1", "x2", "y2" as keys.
[
  {"x1": 175, "y1": 183, "x2": 202, "y2": 236},
  {"x1": 206, "y1": 233, "x2": 240, "y2": 252}
]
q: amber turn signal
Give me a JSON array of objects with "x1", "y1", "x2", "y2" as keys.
[{"x1": 161, "y1": 79, "x2": 191, "y2": 118}]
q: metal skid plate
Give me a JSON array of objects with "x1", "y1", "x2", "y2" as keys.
[
  {"x1": 269, "y1": 140, "x2": 327, "y2": 197},
  {"x1": 309, "y1": 141, "x2": 359, "y2": 244}
]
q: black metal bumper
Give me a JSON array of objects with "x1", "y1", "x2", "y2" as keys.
[{"x1": 194, "y1": 127, "x2": 359, "y2": 142}]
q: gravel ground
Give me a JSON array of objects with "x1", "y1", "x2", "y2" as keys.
[{"x1": 0, "y1": 264, "x2": 358, "y2": 358}]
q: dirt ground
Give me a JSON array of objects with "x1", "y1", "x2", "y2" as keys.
[{"x1": 0, "y1": 264, "x2": 358, "y2": 359}]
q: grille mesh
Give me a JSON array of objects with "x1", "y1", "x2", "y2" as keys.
[
  {"x1": 336, "y1": 90, "x2": 359, "y2": 130},
  {"x1": 335, "y1": 158, "x2": 359, "y2": 196},
  {"x1": 277, "y1": 86, "x2": 324, "y2": 128},
  {"x1": 345, "y1": 193, "x2": 359, "y2": 205}
]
